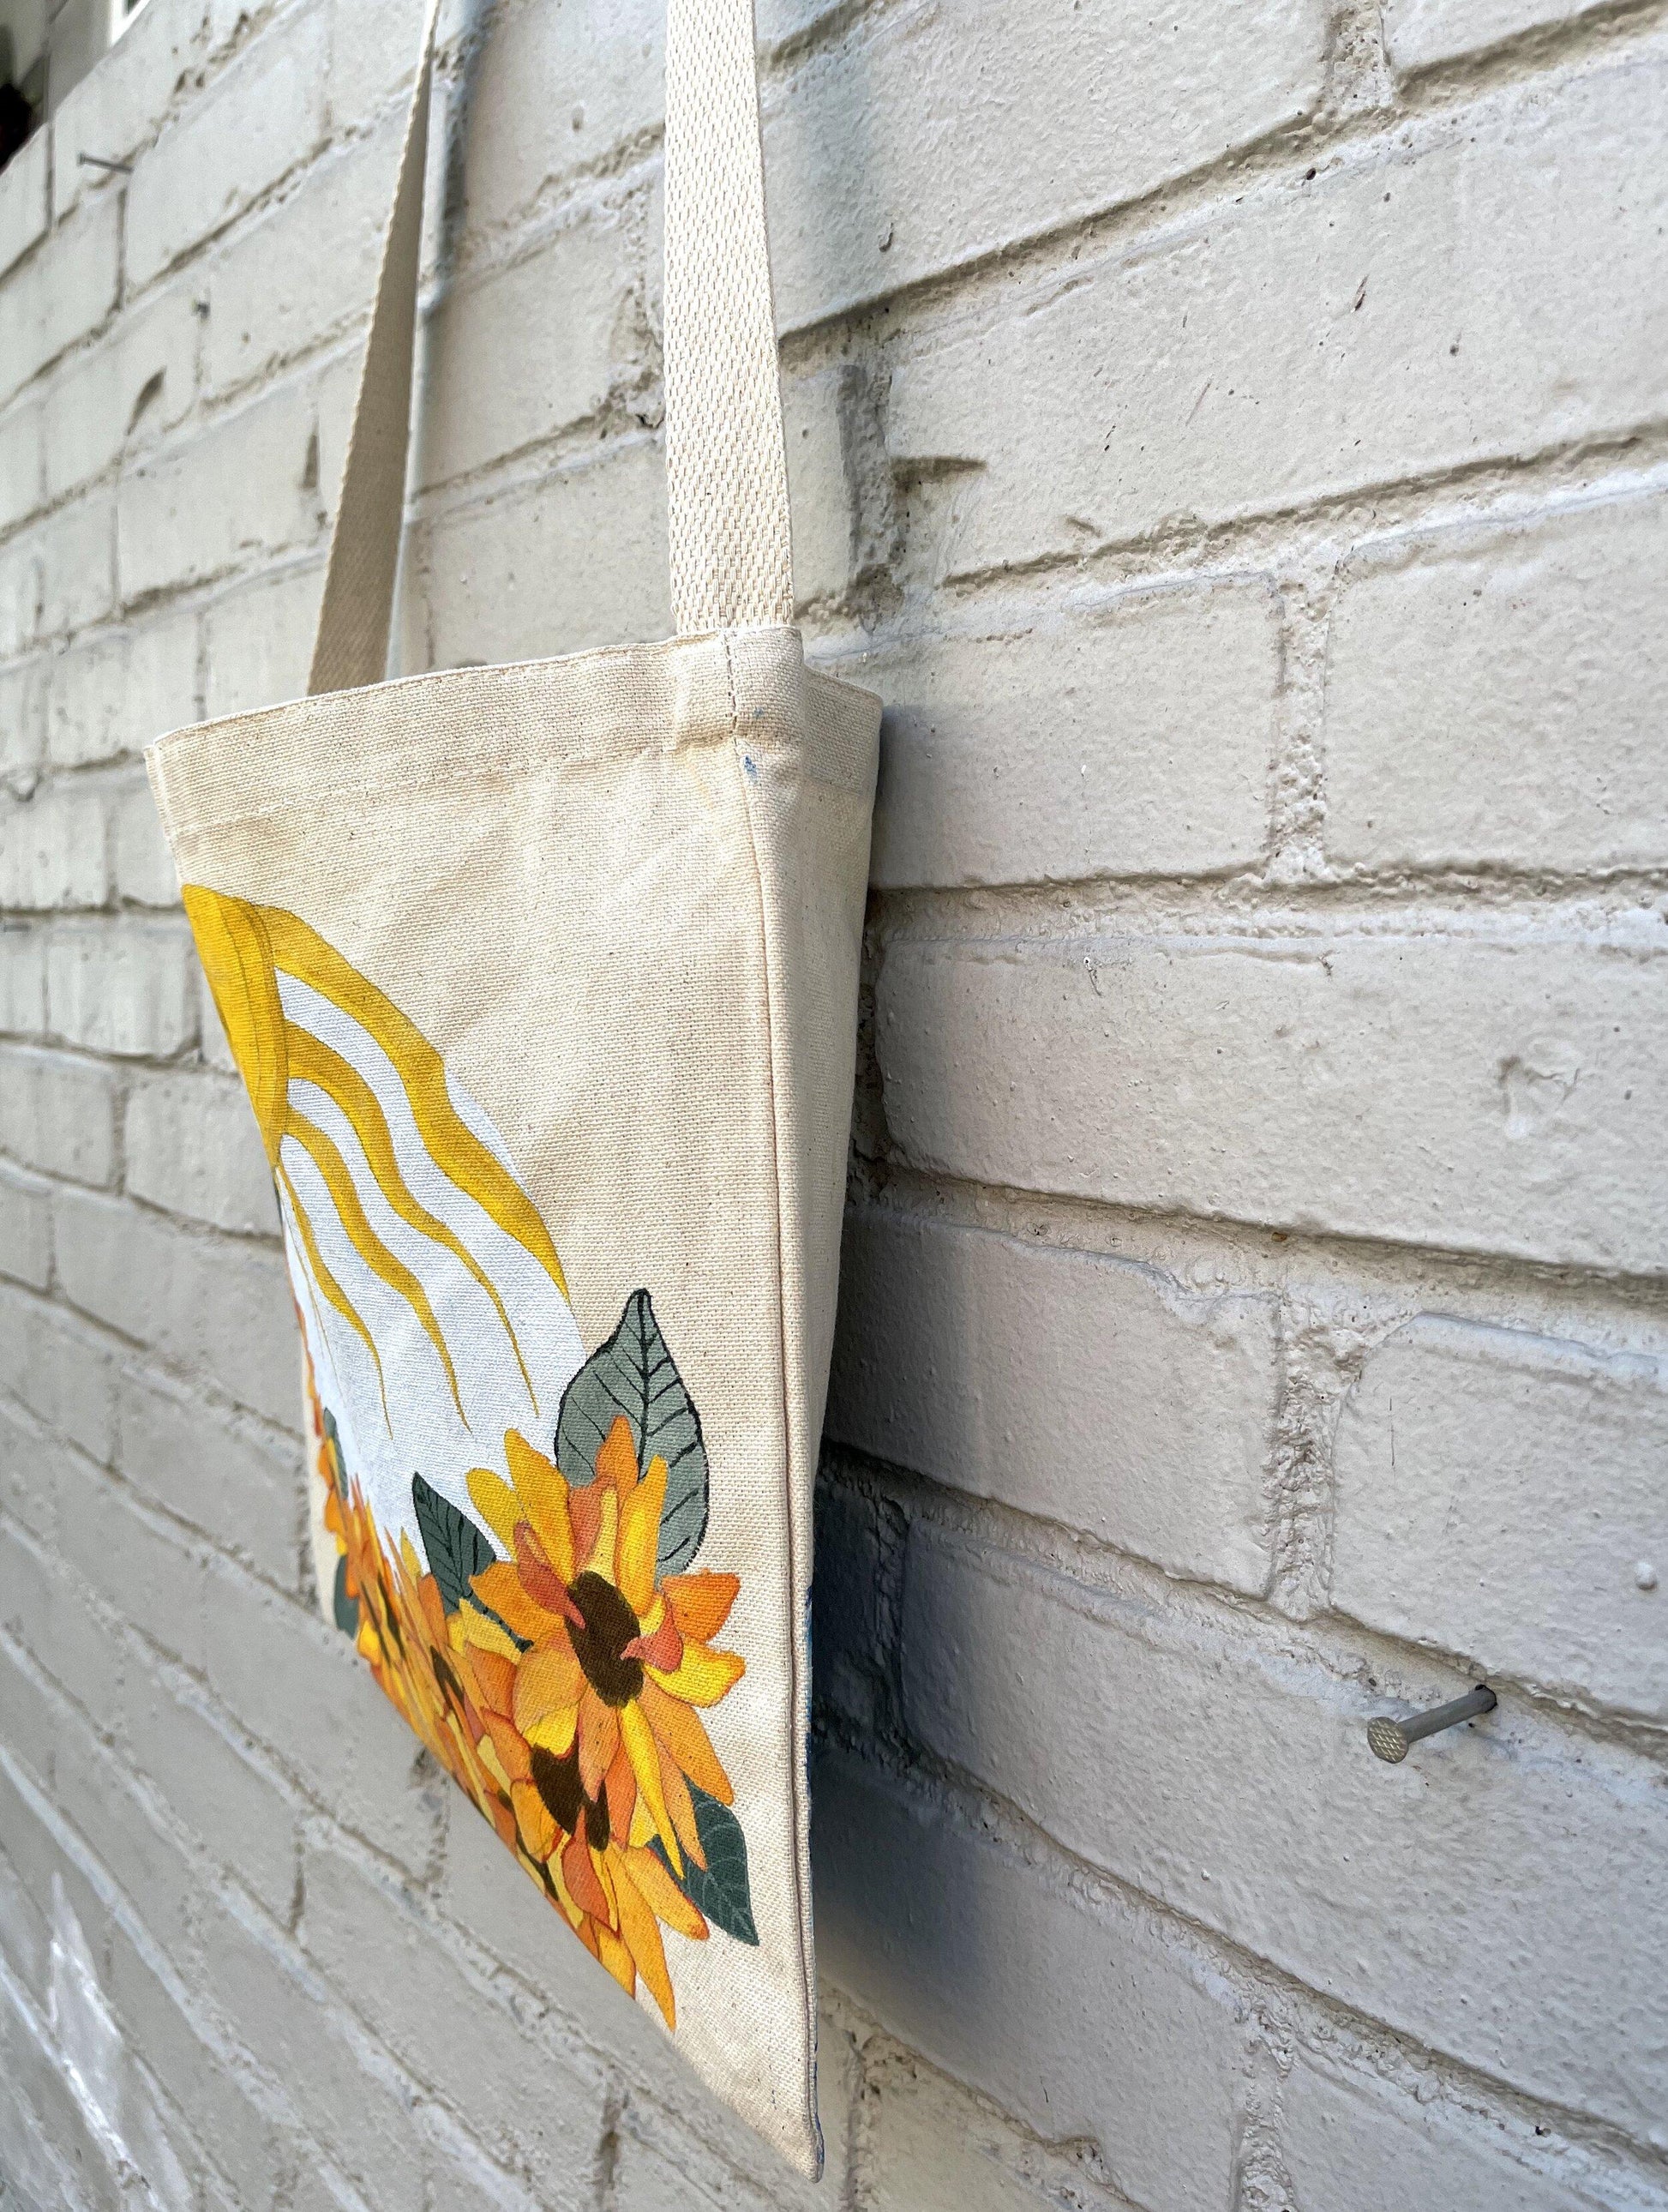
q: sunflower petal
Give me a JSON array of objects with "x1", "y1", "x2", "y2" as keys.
[
  {"x1": 623, "y1": 1843, "x2": 709, "y2": 1942},
  {"x1": 596, "y1": 1414, "x2": 638, "y2": 1494},
  {"x1": 506, "y1": 1431, "x2": 575, "y2": 1580},
  {"x1": 618, "y1": 1454, "x2": 667, "y2": 1617},
  {"x1": 614, "y1": 1854, "x2": 676, "y2": 2029},
  {"x1": 619, "y1": 1699, "x2": 680, "y2": 1875},
  {"x1": 513, "y1": 1642, "x2": 584, "y2": 1734},
  {"x1": 578, "y1": 1688, "x2": 620, "y2": 1800},
  {"x1": 663, "y1": 1572, "x2": 740, "y2": 1644},
  {"x1": 644, "y1": 1641, "x2": 746, "y2": 1708},
  {"x1": 595, "y1": 1923, "x2": 636, "y2": 1997},
  {"x1": 453, "y1": 1602, "x2": 527, "y2": 1662},
  {"x1": 511, "y1": 1780, "x2": 557, "y2": 1861},
  {"x1": 471, "y1": 1562, "x2": 563, "y2": 1643},
  {"x1": 467, "y1": 1469, "x2": 520, "y2": 1553},
  {"x1": 638, "y1": 1678, "x2": 734, "y2": 1805}
]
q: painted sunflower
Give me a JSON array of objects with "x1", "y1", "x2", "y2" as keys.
[{"x1": 451, "y1": 1422, "x2": 746, "y2": 2023}]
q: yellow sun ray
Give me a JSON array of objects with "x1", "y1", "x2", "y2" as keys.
[
  {"x1": 286, "y1": 1025, "x2": 539, "y2": 1404},
  {"x1": 284, "y1": 1109, "x2": 468, "y2": 1426},
  {"x1": 259, "y1": 905, "x2": 568, "y2": 1298},
  {"x1": 277, "y1": 1163, "x2": 389, "y2": 1426}
]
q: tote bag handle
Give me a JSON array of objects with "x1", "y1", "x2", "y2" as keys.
[{"x1": 308, "y1": 0, "x2": 794, "y2": 697}]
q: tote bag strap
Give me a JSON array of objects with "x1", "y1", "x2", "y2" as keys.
[{"x1": 308, "y1": 0, "x2": 792, "y2": 696}]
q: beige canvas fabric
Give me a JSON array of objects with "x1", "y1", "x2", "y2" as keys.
[{"x1": 145, "y1": 0, "x2": 878, "y2": 2178}]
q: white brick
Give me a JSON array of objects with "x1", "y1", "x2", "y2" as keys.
[
  {"x1": 124, "y1": 1071, "x2": 276, "y2": 1234},
  {"x1": 48, "y1": 612, "x2": 199, "y2": 766},
  {"x1": 193, "y1": 1889, "x2": 427, "y2": 2204},
  {"x1": 117, "y1": 377, "x2": 321, "y2": 602},
  {"x1": 0, "y1": 926, "x2": 47, "y2": 1037},
  {"x1": 123, "y1": 1657, "x2": 298, "y2": 1914},
  {"x1": 0, "y1": 1282, "x2": 117, "y2": 1463},
  {"x1": 24, "y1": 491, "x2": 118, "y2": 645},
  {"x1": 1335, "y1": 1316, "x2": 1668, "y2": 1719},
  {"x1": 124, "y1": 9, "x2": 327, "y2": 291},
  {"x1": 323, "y1": 0, "x2": 429, "y2": 136},
  {"x1": 53, "y1": 1187, "x2": 295, "y2": 1423},
  {"x1": 54, "y1": 1440, "x2": 209, "y2": 1670},
  {"x1": 117, "y1": 1361, "x2": 302, "y2": 1586},
  {"x1": 418, "y1": 438, "x2": 669, "y2": 669},
  {"x1": 1281, "y1": 2055, "x2": 1604, "y2": 2212},
  {"x1": 901, "y1": 1530, "x2": 1668, "y2": 2137},
  {"x1": 0, "y1": 193, "x2": 119, "y2": 405},
  {"x1": 851, "y1": 580, "x2": 1277, "y2": 888},
  {"x1": 298, "y1": 1836, "x2": 610, "y2": 2190},
  {"x1": 860, "y1": 2055, "x2": 1071, "y2": 2212},
  {"x1": 110, "y1": 771, "x2": 179, "y2": 907},
  {"x1": 0, "y1": 1046, "x2": 119, "y2": 1186},
  {"x1": 201, "y1": 563, "x2": 321, "y2": 720},
  {"x1": 0, "y1": 777, "x2": 111, "y2": 910},
  {"x1": 51, "y1": 0, "x2": 211, "y2": 219},
  {"x1": 0, "y1": 128, "x2": 47, "y2": 278},
  {"x1": 417, "y1": 211, "x2": 630, "y2": 490},
  {"x1": 0, "y1": 1163, "x2": 51, "y2": 1289},
  {"x1": 40, "y1": 284, "x2": 199, "y2": 503},
  {"x1": 0, "y1": 657, "x2": 47, "y2": 775},
  {"x1": 45, "y1": 919, "x2": 198, "y2": 1057},
  {"x1": 200, "y1": 1565, "x2": 439, "y2": 1870},
  {"x1": 829, "y1": 1209, "x2": 1276, "y2": 1590},
  {"x1": 888, "y1": 56, "x2": 1668, "y2": 574},
  {"x1": 0, "y1": 394, "x2": 45, "y2": 534},
  {"x1": 767, "y1": 0, "x2": 1326, "y2": 328},
  {"x1": 782, "y1": 364, "x2": 864, "y2": 610},
  {"x1": 201, "y1": 118, "x2": 396, "y2": 398},
  {"x1": 876, "y1": 931, "x2": 1668, "y2": 1274},
  {"x1": 814, "y1": 1751, "x2": 1241, "y2": 2212},
  {"x1": 457, "y1": 0, "x2": 665, "y2": 244},
  {"x1": 1383, "y1": 0, "x2": 1602, "y2": 75},
  {"x1": 1326, "y1": 495, "x2": 1668, "y2": 874}
]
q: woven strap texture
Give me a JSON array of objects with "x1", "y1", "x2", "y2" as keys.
[{"x1": 309, "y1": 0, "x2": 793, "y2": 696}]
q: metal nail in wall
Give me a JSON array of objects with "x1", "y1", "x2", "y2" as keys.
[{"x1": 1367, "y1": 1684, "x2": 1497, "y2": 1764}]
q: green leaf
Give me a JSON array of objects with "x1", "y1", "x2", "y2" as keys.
[
  {"x1": 332, "y1": 1553, "x2": 360, "y2": 1639},
  {"x1": 555, "y1": 1289, "x2": 709, "y2": 1576},
  {"x1": 652, "y1": 1784, "x2": 759, "y2": 1946},
  {"x1": 411, "y1": 1473, "x2": 495, "y2": 1615}
]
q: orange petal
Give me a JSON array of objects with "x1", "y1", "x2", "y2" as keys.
[
  {"x1": 595, "y1": 1923, "x2": 636, "y2": 1998},
  {"x1": 619, "y1": 1699, "x2": 679, "y2": 1874},
  {"x1": 506, "y1": 1430, "x2": 575, "y2": 1582},
  {"x1": 596, "y1": 1414, "x2": 638, "y2": 1494},
  {"x1": 578, "y1": 1687, "x2": 620, "y2": 1801},
  {"x1": 639, "y1": 1678, "x2": 734, "y2": 1805},
  {"x1": 617, "y1": 1454, "x2": 667, "y2": 1618},
  {"x1": 513, "y1": 1641, "x2": 582, "y2": 1729},
  {"x1": 663, "y1": 1572, "x2": 739, "y2": 1644},
  {"x1": 658, "y1": 1741, "x2": 706, "y2": 1873},
  {"x1": 644, "y1": 1641, "x2": 746, "y2": 1708},
  {"x1": 568, "y1": 1482, "x2": 602, "y2": 1570},
  {"x1": 603, "y1": 1740, "x2": 638, "y2": 1845},
  {"x1": 417, "y1": 1576, "x2": 449, "y2": 1645},
  {"x1": 512, "y1": 1525, "x2": 581, "y2": 1625},
  {"x1": 563, "y1": 1831, "x2": 613, "y2": 1925},
  {"x1": 623, "y1": 1842, "x2": 709, "y2": 1942},
  {"x1": 511, "y1": 1780, "x2": 557, "y2": 1862},
  {"x1": 481, "y1": 1710, "x2": 532, "y2": 1783},
  {"x1": 462, "y1": 1646, "x2": 517, "y2": 1717},
  {"x1": 467, "y1": 1467, "x2": 520, "y2": 1553},
  {"x1": 471, "y1": 1562, "x2": 563, "y2": 1643},
  {"x1": 622, "y1": 1616, "x2": 682, "y2": 1672},
  {"x1": 614, "y1": 1854, "x2": 676, "y2": 2029}
]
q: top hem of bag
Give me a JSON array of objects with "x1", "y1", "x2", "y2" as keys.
[
  {"x1": 148, "y1": 625, "x2": 878, "y2": 759},
  {"x1": 146, "y1": 625, "x2": 881, "y2": 842}
]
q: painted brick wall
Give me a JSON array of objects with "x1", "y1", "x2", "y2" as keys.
[{"x1": 1, "y1": 0, "x2": 1665, "y2": 2206}]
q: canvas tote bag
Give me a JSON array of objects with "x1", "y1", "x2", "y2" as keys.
[{"x1": 145, "y1": 0, "x2": 878, "y2": 2173}]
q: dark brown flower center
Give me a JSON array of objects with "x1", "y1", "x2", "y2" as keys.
[
  {"x1": 566, "y1": 1570, "x2": 644, "y2": 1708},
  {"x1": 530, "y1": 1744, "x2": 584, "y2": 1832},
  {"x1": 528, "y1": 1744, "x2": 612, "y2": 1851}
]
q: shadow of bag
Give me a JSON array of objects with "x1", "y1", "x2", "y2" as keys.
[{"x1": 145, "y1": 0, "x2": 879, "y2": 2173}]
